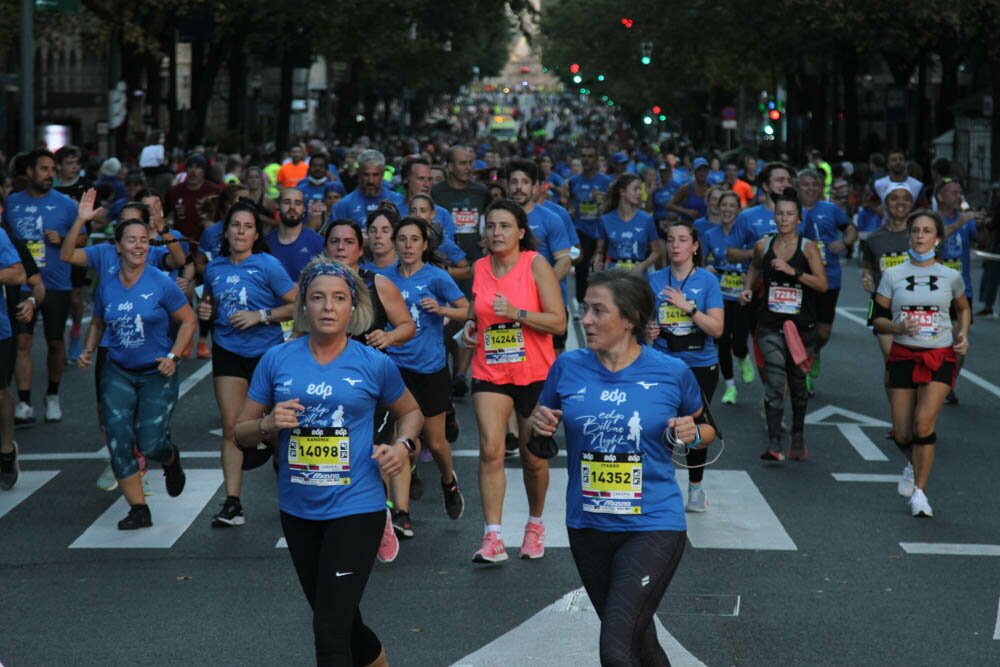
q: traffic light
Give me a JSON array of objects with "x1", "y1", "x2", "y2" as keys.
[
  {"x1": 640, "y1": 42, "x2": 653, "y2": 66},
  {"x1": 652, "y1": 105, "x2": 662, "y2": 115},
  {"x1": 573, "y1": 75, "x2": 582, "y2": 84},
  {"x1": 597, "y1": 74, "x2": 605, "y2": 82},
  {"x1": 570, "y1": 63, "x2": 580, "y2": 74},
  {"x1": 642, "y1": 115, "x2": 653, "y2": 125},
  {"x1": 768, "y1": 109, "x2": 782, "y2": 121},
  {"x1": 620, "y1": 17, "x2": 634, "y2": 28}
]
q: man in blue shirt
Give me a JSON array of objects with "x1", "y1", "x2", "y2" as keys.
[
  {"x1": 296, "y1": 153, "x2": 344, "y2": 228},
  {"x1": 331, "y1": 149, "x2": 403, "y2": 226},
  {"x1": 726, "y1": 162, "x2": 796, "y2": 266},
  {"x1": 568, "y1": 142, "x2": 614, "y2": 307},
  {"x1": 0, "y1": 229, "x2": 27, "y2": 489},
  {"x1": 266, "y1": 188, "x2": 325, "y2": 283},
  {"x1": 1, "y1": 149, "x2": 78, "y2": 425}
]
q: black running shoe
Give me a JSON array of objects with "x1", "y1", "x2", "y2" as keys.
[
  {"x1": 211, "y1": 496, "x2": 245, "y2": 527},
  {"x1": 392, "y1": 510, "x2": 414, "y2": 539},
  {"x1": 504, "y1": 433, "x2": 519, "y2": 458},
  {"x1": 945, "y1": 390, "x2": 958, "y2": 405},
  {"x1": 409, "y1": 465, "x2": 424, "y2": 500},
  {"x1": 445, "y1": 408, "x2": 460, "y2": 444},
  {"x1": 0, "y1": 443, "x2": 19, "y2": 491},
  {"x1": 442, "y1": 472, "x2": 465, "y2": 520},
  {"x1": 118, "y1": 504, "x2": 152, "y2": 530},
  {"x1": 451, "y1": 376, "x2": 469, "y2": 398},
  {"x1": 162, "y1": 445, "x2": 186, "y2": 497}
]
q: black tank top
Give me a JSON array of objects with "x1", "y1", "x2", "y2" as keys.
[
  {"x1": 759, "y1": 235, "x2": 815, "y2": 330},
  {"x1": 354, "y1": 268, "x2": 388, "y2": 343}
]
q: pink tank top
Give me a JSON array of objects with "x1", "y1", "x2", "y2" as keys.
[{"x1": 471, "y1": 250, "x2": 555, "y2": 385}]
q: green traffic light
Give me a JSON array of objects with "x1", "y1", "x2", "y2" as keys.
[
  {"x1": 597, "y1": 74, "x2": 605, "y2": 82},
  {"x1": 641, "y1": 56, "x2": 651, "y2": 65},
  {"x1": 658, "y1": 114, "x2": 666, "y2": 121},
  {"x1": 572, "y1": 75, "x2": 582, "y2": 84}
]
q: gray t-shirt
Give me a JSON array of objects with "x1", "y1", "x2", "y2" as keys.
[
  {"x1": 876, "y1": 261, "x2": 964, "y2": 348},
  {"x1": 862, "y1": 225, "x2": 910, "y2": 290}
]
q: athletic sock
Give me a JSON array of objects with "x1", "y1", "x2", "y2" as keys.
[
  {"x1": 725, "y1": 378, "x2": 735, "y2": 389},
  {"x1": 485, "y1": 524, "x2": 502, "y2": 537},
  {"x1": 528, "y1": 516, "x2": 543, "y2": 526}
]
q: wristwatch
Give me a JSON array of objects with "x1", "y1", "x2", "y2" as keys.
[
  {"x1": 167, "y1": 352, "x2": 179, "y2": 363},
  {"x1": 687, "y1": 304, "x2": 698, "y2": 317},
  {"x1": 397, "y1": 438, "x2": 417, "y2": 453},
  {"x1": 517, "y1": 308, "x2": 527, "y2": 322}
]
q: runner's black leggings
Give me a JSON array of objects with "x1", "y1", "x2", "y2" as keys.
[
  {"x1": 281, "y1": 509, "x2": 384, "y2": 666},
  {"x1": 686, "y1": 364, "x2": 718, "y2": 484},
  {"x1": 568, "y1": 528, "x2": 686, "y2": 667},
  {"x1": 715, "y1": 300, "x2": 751, "y2": 380}
]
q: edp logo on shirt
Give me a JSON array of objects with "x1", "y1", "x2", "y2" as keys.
[
  {"x1": 600, "y1": 389, "x2": 627, "y2": 406},
  {"x1": 306, "y1": 382, "x2": 334, "y2": 399}
]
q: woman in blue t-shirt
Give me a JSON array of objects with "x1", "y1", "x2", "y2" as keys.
[
  {"x1": 234, "y1": 257, "x2": 422, "y2": 666},
  {"x1": 198, "y1": 201, "x2": 298, "y2": 528},
  {"x1": 381, "y1": 217, "x2": 469, "y2": 535},
  {"x1": 531, "y1": 270, "x2": 715, "y2": 666},
  {"x1": 647, "y1": 222, "x2": 724, "y2": 512},
  {"x1": 78, "y1": 216, "x2": 197, "y2": 529},
  {"x1": 592, "y1": 174, "x2": 661, "y2": 273}
]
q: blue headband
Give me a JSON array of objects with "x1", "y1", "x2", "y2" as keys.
[{"x1": 300, "y1": 262, "x2": 358, "y2": 305}]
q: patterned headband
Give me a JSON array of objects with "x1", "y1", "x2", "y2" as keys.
[{"x1": 300, "y1": 262, "x2": 358, "y2": 305}]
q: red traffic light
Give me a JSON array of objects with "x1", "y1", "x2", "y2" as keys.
[
  {"x1": 620, "y1": 17, "x2": 634, "y2": 28},
  {"x1": 652, "y1": 105, "x2": 662, "y2": 115},
  {"x1": 768, "y1": 109, "x2": 782, "y2": 121},
  {"x1": 570, "y1": 63, "x2": 580, "y2": 74}
]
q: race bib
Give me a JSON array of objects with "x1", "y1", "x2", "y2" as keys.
[
  {"x1": 27, "y1": 240, "x2": 46, "y2": 268},
  {"x1": 879, "y1": 253, "x2": 906, "y2": 272},
  {"x1": 483, "y1": 322, "x2": 526, "y2": 365},
  {"x1": 901, "y1": 305, "x2": 941, "y2": 340},
  {"x1": 453, "y1": 209, "x2": 479, "y2": 235},
  {"x1": 613, "y1": 260, "x2": 637, "y2": 272},
  {"x1": 816, "y1": 240, "x2": 827, "y2": 265},
  {"x1": 720, "y1": 271, "x2": 744, "y2": 298},
  {"x1": 280, "y1": 319, "x2": 294, "y2": 342},
  {"x1": 288, "y1": 426, "x2": 351, "y2": 486},
  {"x1": 767, "y1": 283, "x2": 803, "y2": 315},
  {"x1": 581, "y1": 451, "x2": 643, "y2": 514},
  {"x1": 579, "y1": 201, "x2": 598, "y2": 219},
  {"x1": 658, "y1": 302, "x2": 694, "y2": 335},
  {"x1": 942, "y1": 259, "x2": 961, "y2": 272}
]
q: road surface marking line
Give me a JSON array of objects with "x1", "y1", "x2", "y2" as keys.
[
  {"x1": 451, "y1": 586, "x2": 705, "y2": 667},
  {"x1": 835, "y1": 424, "x2": 889, "y2": 461},
  {"x1": 994, "y1": 596, "x2": 1000, "y2": 640},
  {"x1": 678, "y1": 469, "x2": 797, "y2": 551},
  {"x1": 0, "y1": 471, "x2": 59, "y2": 520},
  {"x1": 899, "y1": 542, "x2": 1000, "y2": 556},
  {"x1": 836, "y1": 307, "x2": 1000, "y2": 399},
  {"x1": 805, "y1": 404, "x2": 890, "y2": 427},
  {"x1": 831, "y1": 473, "x2": 900, "y2": 483},
  {"x1": 178, "y1": 361, "x2": 212, "y2": 399},
  {"x1": 276, "y1": 537, "x2": 287, "y2": 548},
  {"x1": 70, "y1": 469, "x2": 222, "y2": 549}
]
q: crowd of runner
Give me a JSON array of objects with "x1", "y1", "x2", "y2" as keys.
[{"x1": 0, "y1": 116, "x2": 996, "y2": 664}]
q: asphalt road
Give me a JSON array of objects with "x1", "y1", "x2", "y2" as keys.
[{"x1": 2, "y1": 259, "x2": 1000, "y2": 666}]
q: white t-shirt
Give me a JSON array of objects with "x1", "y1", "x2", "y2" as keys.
[
  {"x1": 139, "y1": 144, "x2": 165, "y2": 168},
  {"x1": 877, "y1": 260, "x2": 964, "y2": 348}
]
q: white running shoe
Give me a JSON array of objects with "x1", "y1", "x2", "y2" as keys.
[
  {"x1": 686, "y1": 486, "x2": 708, "y2": 513},
  {"x1": 14, "y1": 401, "x2": 34, "y2": 424},
  {"x1": 96, "y1": 463, "x2": 118, "y2": 491},
  {"x1": 44, "y1": 395, "x2": 62, "y2": 423},
  {"x1": 909, "y1": 488, "x2": 933, "y2": 518},
  {"x1": 897, "y1": 462, "x2": 915, "y2": 498}
]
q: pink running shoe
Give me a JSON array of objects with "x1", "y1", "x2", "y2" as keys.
[
  {"x1": 472, "y1": 531, "x2": 508, "y2": 563},
  {"x1": 519, "y1": 522, "x2": 545, "y2": 560},
  {"x1": 377, "y1": 509, "x2": 399, "y2": 563}
]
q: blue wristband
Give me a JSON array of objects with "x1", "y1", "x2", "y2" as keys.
[{"x1": 689, "y1": 425, "x2": 701, "y2": 450}]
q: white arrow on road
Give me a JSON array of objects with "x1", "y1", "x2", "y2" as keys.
[
  {"x1": 452, "y1": 587, "x2": 705, "y2": 666},
  {"x1": 805, "y1": 404, "x2": 890, "y2": 461}
]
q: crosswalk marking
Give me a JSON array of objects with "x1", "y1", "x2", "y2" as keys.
[
  {"x1": 69, "y1": 469, "x2": 223, "y2": 549},
  {"x1": 832, "y1": 473, "x2": 900, "y2": 483},
  {"x1": 452, "y1": 586, "x2": 705, "y2": 666},
  {"x1": 502, "y1": 468, "x2": 568, "y2": 548},
  {"x1": 0, "y1": 471, "x2": 59, "y2": 520},
  {"x1": 677, "y1": 470, "x2": 797, "y2": 551}
]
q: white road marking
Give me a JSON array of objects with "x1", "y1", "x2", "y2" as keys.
[
  {"x1": 451, "y1": 587, "x2": 705, "y2": 667},
  {"x1": 994, "y1": 596, "x2": 1000, "y2": 640},
  {"x1": 836, "y1": 307, "x2": 1000, "y2": 399},
  {"x1": 501, "y1": 468, "x2": 568, "y2": 548},
  {"x1": 179, "y1": 361, "x2": 213, "y2": 398},
  {"x1": 678, "y1": 470, "x2": 797, "y2": 551},
  {"x1": 0, "y1": 471, "x2": 59, "y2": 520},
  {"x1": 899, "y1": 542, "x2": 1000, "y2": 557},
  {"x1": 831, "y1": 473, "x2": 901, "y2": 483},
  {"x1": 805, "y1": 405, "x2": 889, "y2": 461},
  {"x1": 276, "y1": 537, "x2": 287, "y2": 548},
  {"x1": 70, "y1": 469, "x2": 223, "y2": 549}
]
